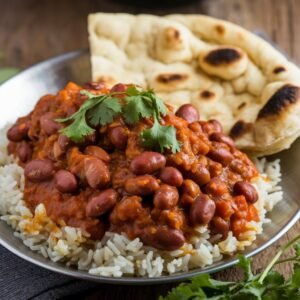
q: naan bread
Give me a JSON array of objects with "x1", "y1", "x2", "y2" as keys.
[{"x1": 88, "y1": 13, "x2": 300, "y2": 156}]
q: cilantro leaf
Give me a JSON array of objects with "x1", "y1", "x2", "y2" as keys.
[
  {"x1": 123, "y1": 95, "x2": 153, "y2": 124},
  {"x1": 141, "y1": 120, "x2": 181, "y2": 153},
  {"x1": 237, "y1": 255, "x2": 253, "y2": 281},
  {"x1": 87, "y1": 97, "x2": 121, "y2": 126},
  {"x1": 57, "y1": 91, "x2": 121, "y2": 142},
  {"x1": 60, "y1": 113, "x2": 95, "y2": 143}
]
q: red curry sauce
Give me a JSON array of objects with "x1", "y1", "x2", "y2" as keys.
[{"x1": 7, "y1": 82, "x2": 259, "y2": 250}]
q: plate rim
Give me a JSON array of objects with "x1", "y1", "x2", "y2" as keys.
[{"x1": 0, "y1": 50, "x2": 300, "y2": 285}]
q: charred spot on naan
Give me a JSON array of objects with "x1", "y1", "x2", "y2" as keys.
[
  {"x1": 257, "y1": 84, "x2": 300, "y2": 119},
  {"x1": 198, "y1": 47, "x2": 248, "y2": 80},
  {"x1": 163, "y1": 27, "x2": 181, "y2": 49},
  {"x1": 230, "y1": 120, "x2": 252, "y2": 139},
  {"x1": 200, "y1": 90, "x2": 215, "y2": 100},
  {"x1": 215, "y1": 24, "x2": 225, "y2": 35},
  {"x1": 204, "y1": 48, "x2": 242, "y2": 66},
  {"x1": 273, "y1": 66, "x2": 286, "y2": 74},
  {"x1": 156, "y1": 73, "x2": 189, "y2": 85}
]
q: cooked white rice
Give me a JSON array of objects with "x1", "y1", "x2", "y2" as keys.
[{"x1": 0, "y1": 126, "x2": 283, "y2": 277}]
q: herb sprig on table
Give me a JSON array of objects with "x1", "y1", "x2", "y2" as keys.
[
  {"x1": 160, "y1": 234, "x2": 300, "y2": 300},
  {"x1": 56, "y1": 86, "x2": 181, "y2": 153}
]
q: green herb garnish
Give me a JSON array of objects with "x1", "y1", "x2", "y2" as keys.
[
  {"x1": 160, "y1": 234, "x2": 300, "y2": 300},
  {"x1": 123, "y1": 86, "x2": 181, "y2": 153},
  {"x1": 56, "y1": 91, "x2": 121, "y2": 142},
  {"x1": 57, "y1": 86, "x2": 181, "y2": 153}
]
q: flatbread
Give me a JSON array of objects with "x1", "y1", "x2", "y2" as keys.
[{"x1": 88, "y1": 13, "x2": 300, "y2": 156}]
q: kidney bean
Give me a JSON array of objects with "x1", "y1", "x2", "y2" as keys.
[
  {"x1": 83, "y1": 82, "x2": 106, "y2": 90},
  {"x1": 111, "y1": 83, "x2": 128, "y2": 93},
  {"x1": 25, "y1": 159, "x2": 54, "y2": 182},
  {"x1": 84, "y1": 157, "x2": 110, "y2": 188},
  {"x1": 208, "y1": 148, "x2": 234, "y2": 166},
  {"x1": 189, "y1": 164, "x2": 211, "y2": 186},
  {"x1": 175, "y1": 104, "x2": 199, "y2": 123},
  {"x1": 210, "y1": 217, "x2": 229, "y2": 239},
  {"x1": 124, "y1": 175, "x2": 159, "y2": 196},
  {"x1": 209, "y1": 119, "x2": 223, "y2": 133},
  {"x1": 40, "y1": 112, "x2": 62, "y2": 135},
  {"x1": 86, "y1": 189, "x2": 118, "y2": 217},
  {"x1": 205, "y1": 177, "x2": 228, "y2": 197},
  {"x1": 54, "y1": 170, "x2": 78, "y2": 193},
  {"x1": 210, "y1": 132, "x2": 235, "y2": 148},
  {"x1": 58, "y1": 135, "x2": 71, "y2": 151},
  {"x1": 108, "y1": 126, "x2": 128, "y2": 149},
  {"x1": 84, "y1": 146, "x2": 111, "y2": 163},
  {"x1": 154, "y1": 185, "x2": 179, "y2": 210},
  {"x1": 159, "y1": 167, "x2": 183, "y2": 187},
  {"x1": 233, "y1": 181, "x2": 258, "y2": 204},
  {"x1": 190, "y1": 194, "x2": 216, "y2": 225},
  {"x1": 180, "y1": 179, "x2": 201, "y2": 206},
  {"x1": 155, "y1": 227, "x2": 185, "y2": 250},
  {"x1": 130, "y1": 152, "x2": 166, "y2": 175},
  {"x1": 17, "y1": 142, "x2": 32, "y2": 162},
  {"x1": 7, "y1": 122, "x2": 30, "y2": 142}
]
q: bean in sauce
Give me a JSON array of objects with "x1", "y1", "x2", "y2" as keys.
[
  {"x1": 130, "y1": 152, "x2": 166, "y2": 175},
  {"x1": 154, "y1": 185, "x2": 179, "y2": 210},
  {"x1": 25, "y1": 159, "x2": 54, "y2": 182},
  {"x1": 54, "y1": 170, "x2": 78, "y2": 193},
  {"x1": 159, "y1": 167, "x2": 183, "y2": 187},
  {"x1": 175, "y1": 104, "x2": 199, "y2": 123},
  {"x1": 124, "y1": 175, "x2": 159, "y2": 196}
]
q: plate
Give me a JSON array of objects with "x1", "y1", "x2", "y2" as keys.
[{"x1": 0, "y1": 50, "x2": 299, "y2": 284}]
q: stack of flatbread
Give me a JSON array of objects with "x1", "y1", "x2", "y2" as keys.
[{"x1": 88, "y1": 13, "x2": 300, "y2": 156}]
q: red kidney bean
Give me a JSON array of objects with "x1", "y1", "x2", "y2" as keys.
[
  {"x1": 108, "y1": 126, "x2": 128, "y2": 149},
  {"x1": 25, "y1": 159, "x2": 54, "y2": 182},
  {"x1": 54, "y1": 170, "x2": 78, "y2": 193},
  {"x1": 175, "y1": 104, "x2": 199, "y2": 123},
  {"x1": 154, "y1": 185, "x2": 179, "y2": 210},
  {"x1": 180, "y1": 179, "x2": 201, "y2": 206},
  {"x1": 154, "y1": 227, "x2": 185, "y2": 250},
  {"x1": 210, "y1": 217, "x2": 229, "y2": 239},
  {"x1": 130, "y1": 152, "x2": 166, "y2": 175},
  {"x1": 210, "y1": 132, "x2": 235, "y2": 148},
  {"x1": 58, "y1": 135, "x2": 71, "y2": 151},
  {"x1": 205, "y1": 177, "x2": 228, "y2": 197},
  {"x1": 86, "y1": 189, "x2": 118, "y2": 217},
  {"x1": 83, "y1": 157, "x2": 110, "y2": 188},
  {"x1": 84, "y1": 146, "x2": 111, "y2": 163},
  {"x1": 208, "y1": 148, "x2": 234, "y2": 166},
  {"x1": 189, "y1": 164, "x2": 211, "y2": 186},
  {"x1": 40, "y1": 112, "x2": 62, "y2": 135},
  {"x1": 124, "y1": 175, "x2": 159, "y2": 196},
  {"x1": 111, "y1": 83, "x2": 128, "y2": 93},
  {"x1": 233, "y1": 181, "x2": 258, "y2": 204},
  {"x1": 83, "y1": 82, "x2": 106, "y2": 90},
  {"x1": 7, "y1": 122, "x2": 30, "y2": 142},
  {"x1": 208, "y1": 119, "x2": 223, "y2": 133},
  {"x1": 17, "y1": 142, "x2": 32, "y2": 163},
  {"x1": 190, "y1": 194, "x2": 216, "y2": 225},
  {"x1": 159, "y1": 167, "x2": 183, "y2": 187}
]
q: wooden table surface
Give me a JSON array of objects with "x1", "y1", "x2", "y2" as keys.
[{"x1": 1, "y1": 0, "x2": 299, "y2": 299}]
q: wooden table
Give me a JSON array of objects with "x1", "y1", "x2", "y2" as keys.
[{"x1": 1, "y1": 0, "x2": 299, "y2": 299}]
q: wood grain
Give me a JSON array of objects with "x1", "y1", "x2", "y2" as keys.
[{"x1": 1, "y1": 0, "x2": 299, "y2": 299}]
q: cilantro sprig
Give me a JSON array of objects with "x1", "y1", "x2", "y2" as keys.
[
  {"x1": 160, "y1": 234, "x2": 300, "y2": 300},
  {"x1": 56, "y1": 90, "x2": 122, "y2": 142},
  {"x1": 56, "y1": 86, "x2": 181, "y2": 153}
]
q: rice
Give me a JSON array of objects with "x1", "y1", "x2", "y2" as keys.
[{"x1": 0, "y1": 126, "x2": 283, "y2": 277}]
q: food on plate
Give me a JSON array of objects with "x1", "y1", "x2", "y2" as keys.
[
  {"x1": 88, "y1": 13, "x2": 300, "y2": 156},
  {"x1": 0, "y1": 82, "x2": 283, "y2": 277}
]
